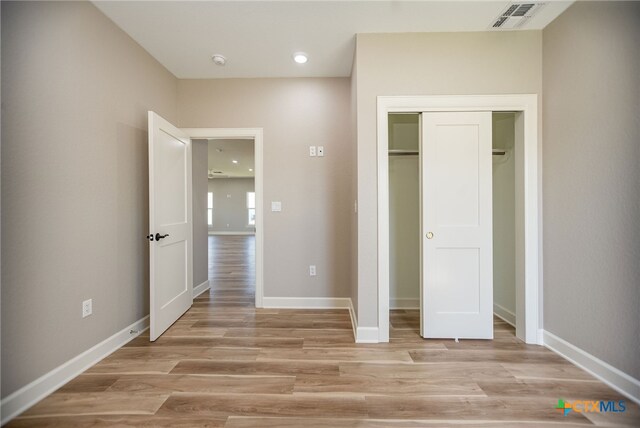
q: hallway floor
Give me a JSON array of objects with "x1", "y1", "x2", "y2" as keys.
[{"x1": 8, "y1": 236, "x2": 638, "y2": 427}]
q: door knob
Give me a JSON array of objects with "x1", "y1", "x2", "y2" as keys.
[
  {"x1": 155, "y1": 233, "x2": 170, "y2": 241},
  {"x1": 426, "y1": 232, "x2": 434, "y2": 239}
]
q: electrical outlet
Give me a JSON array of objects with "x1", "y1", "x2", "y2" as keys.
[
  {"x1": 317, "y1": 146, "x2": 324, "y2": 157},
  {"x1": 82, "y1": 299, "x2": 92, "y2": 318},
  {"x1": 309, "y1": 146, "x2": 316, "y2": 157},
  {"x1": 309, "y1": 265, "x2": 316, "y2": 276}
]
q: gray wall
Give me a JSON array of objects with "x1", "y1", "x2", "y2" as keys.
[
  {"x1": 192, "y1": 140, "x2": 209, "y2": 289},
  {"x1": 543, "y1": 1, "x2": 640, "y2": 379},
  {"x1": 492, "y1": 113, "x2": 516, "y2": 320},
  {"x1": 207, "y1": 178, "x2": 256, "y2": 233},
  {"x1": 1, "y1": 1, "x2": 178, "y2": 397},
  {"x1": 178, "y1": 78, "x2": 352, "y2": 299},
  {"x1": 354, "y1": 31, "x2": 543, "y2": 327}
]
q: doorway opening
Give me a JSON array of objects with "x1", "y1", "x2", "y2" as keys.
[
  {"x1": 206, "y1": 138, "x2": 256, "y2": 307},
  {"x1": 377, "y1": 95, "x2": 540, "y2": 345},
  {"x1": 184, "y1": 127, "x2": 264, "y2": 308}
]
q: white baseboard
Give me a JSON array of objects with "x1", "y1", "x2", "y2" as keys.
[
  {"x1": 262, "y1": 297, "x2": 351, "y2": 309},
  {"x1": 347, "y1": 298, "x2": 380, "y2": 343},
  {"x1": 347, "y1": 298, "x2": 358, "y2": 340},
  {"x1": 1, "y1": 316, "x2": 149, "y2": 425},
  {"x1": 208, "y1": 231, "x2": 255, "y2": 236},
  {"x1": 356, "y1": 326, "x2": 380, "y2": 343},
  {"x1": 543, "y1": 330, "x2": 640, "y2": 405},
  {"x1": 493, "y1": 303, "x2": 516, "y2": 327},
  {"x1": 390, "y1": 298, "x2": 419, "y2": 310},
  {"x1": 193, "y1": 280, "x2": 210, "y2": 298}
]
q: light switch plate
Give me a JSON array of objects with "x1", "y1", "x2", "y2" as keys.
[
  {"x1": 271, "y1": 201, "x2": 282, "y2": 212},
  {"x1": 309, "y1": 265, "x2": 316, "y2": 276},
  {"x1": 82, "y1": 299, "x2": 92, "y2": 318},
  {"x1": 317, "y1": 146, "x2": 324, "y2": 157},
  {"x1": 309, "y1": 146, "x2": 316, "y2": 157}
]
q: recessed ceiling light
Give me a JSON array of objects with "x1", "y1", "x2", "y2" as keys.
[
  {"x1": 293, "y1": 52, "x2": 308, "y2": 64},
  {"x1": 249, "y1": 168, "x2": 253, "y2": 172},
  {"x1": 212, "y1": 54, "x2": 226, "y2": 66},
  {"x1": 232, "y1": 160, "x2": 238, "y2": 164}
]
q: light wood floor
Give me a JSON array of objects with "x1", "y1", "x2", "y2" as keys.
[{"x1": 8, "y1": 236, "x2": 638, "y2": 427}]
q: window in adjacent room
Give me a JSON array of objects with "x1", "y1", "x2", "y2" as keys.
[
  {"x1": 207, "y1": 192, "x2": 213, "y2": 226},
  {"x1": 247, "y1": 191, "x2": 256, "y2": 226}
]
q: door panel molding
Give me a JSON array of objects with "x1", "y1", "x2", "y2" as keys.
[{"x1": 377, "y1": 95, "x2": 540, "y2": 344}]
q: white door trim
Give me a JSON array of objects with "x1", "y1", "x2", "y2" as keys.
[
  {"x1": 377, "y1": 95, "x2": 541, "y2": 344},
  {"x1": 182, "y1": 128, "x2": 264, "y2": 308}
]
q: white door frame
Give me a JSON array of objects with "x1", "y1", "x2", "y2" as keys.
[
  {"x1": 182, "y1": 128, "x2": 264, "y2": 308},
  {"x1": 377, "y1": 95, "x2": 541, "y2": 344}
]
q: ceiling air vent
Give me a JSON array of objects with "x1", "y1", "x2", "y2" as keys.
[{"x1": 491, "y1": 2, "x2": 545, "y2": 29}]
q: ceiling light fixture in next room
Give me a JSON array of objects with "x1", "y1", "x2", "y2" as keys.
[
  {"x1": 212, "y1": 54, "x2": 226, "y2": 66},
  {"x1": 293, "y1": 52, "x2": 308, "y2": 64}
]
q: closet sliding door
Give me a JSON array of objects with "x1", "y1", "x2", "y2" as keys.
[{"x1": 421, "y1": 112, "x2": 493, "y2": 340}]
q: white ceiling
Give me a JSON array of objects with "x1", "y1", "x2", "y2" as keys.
[
  {"x1": 93, "y1": 1, "x2": 572, "y2": 79},
  {"x1": 207, "y1": 139, "x2": 255, "y2": 178}
]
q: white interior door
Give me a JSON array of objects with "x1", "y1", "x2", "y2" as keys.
[
  {"x1": 148, "y1": 111, "x2": 193, "y2": 341},
  {"x1": 421, "y1": 112, "x2": 493, "y2": 339}
]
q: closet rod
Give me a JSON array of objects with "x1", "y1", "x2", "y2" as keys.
[
  {"x1": 389, "y1": 149, "x2": 506, "y2": 156},
  {"x1": 389, "y1": 149, "x2": 419, "y2": 156}
]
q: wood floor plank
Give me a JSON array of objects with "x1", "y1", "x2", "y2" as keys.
[
  {"x1": 340, "y1": 362, "x2": 515, "y2": 380},
  {"x1": 223, "y1": 327, "x2": 355, "y2": 340},
  {"x1": 193, "y1": 318, "x2": 352, "y2": 329},
  {"x1": 294, "y1": 375, "x2": 485, "y2": 396},
  {"x1": 15, "y1": 393, "x2": 169, "y2": 418},
  {"x1": 125, "y1": 336, "x2": 303, "y2": 349},
  {"x1": 6, "y1": 416, "x2": 226, "y2": 427},
  {"x1": 170, "y1": 360, "x2": 340, "y2": 377},
  {"x1": 159, "y1": 326, "x2": 227, "y2": 338},
  {"x1": 84, "y1": 359, "x2": 179, "y2": 374},
  {"x1": 102, "y1": 346, "x2": 259, "y2": 361},
  {"x1": 302, "y1": 338, "x2": 448, "y2": 349},
  {"x1": 502, "y1": 362, "x2": 599, "y2": 381},
  {"x1": 409, "y1": 349, "x2": 567, "y2": 364},
  {"x1": 108, "y1": 374, "x2": 295, "y2": 394},
  {"x1": 258, "y1": 348, "x2": 413, "y2": 363},
  {"x1": 55, "y1": 375, "x2": 120, "y2": 393},
  {"x1": 155, "y1": 393, "x2": 368, "y2": 418}
]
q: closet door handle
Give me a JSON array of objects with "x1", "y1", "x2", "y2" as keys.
[{"x1": 426, "y1": 232, "x2": 434, "y2": 239}]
